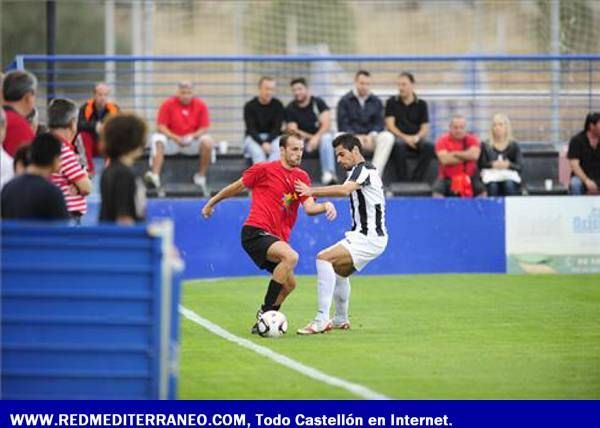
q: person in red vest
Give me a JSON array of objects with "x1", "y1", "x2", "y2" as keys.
[
  {"x1": 77, "y1": 82, "x2": 119, "y2": 175},
  {"x1": 2, "y1": 70, "x2": 36, "y2": 158},
  {"x1": 433, "y1": 115, "x2": 486, "y2": 198}
]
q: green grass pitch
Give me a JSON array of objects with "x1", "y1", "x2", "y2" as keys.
[{"x1": 179, "y1": 274, "x2": 600, "y2": 399}]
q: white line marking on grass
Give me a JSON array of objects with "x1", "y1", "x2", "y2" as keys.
[{"x1": 179, "y1": 305, "x2": 390, "y2": 400}]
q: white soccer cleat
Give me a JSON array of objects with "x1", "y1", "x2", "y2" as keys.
[
  {"x1": 332, "y1": 320, "x2": 351, "y2": 330},
  {"x1": 296, "y1": 320, "x2": 333, "y2": 335}
]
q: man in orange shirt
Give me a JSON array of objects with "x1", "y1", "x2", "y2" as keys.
[
  {"x1": 77, "y1": 82, "x2": 119, "y2": 174},
  {"x1": 145, "y1": 81, "x2": 215, "y2": 195}
]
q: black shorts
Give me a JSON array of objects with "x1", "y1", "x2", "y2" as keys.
[{"x1": 241, "y1": 225, "x2": 281, "y2": 273}]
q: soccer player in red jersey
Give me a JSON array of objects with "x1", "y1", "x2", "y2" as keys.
[{"x1": 202, "y1": 131, "x2": 337, "y2": 334}]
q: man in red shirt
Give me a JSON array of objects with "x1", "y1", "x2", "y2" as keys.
[
  {"x1": 202, "y1": 131, "x2": 337, "y2": 334},
  {"x1": 433, "y1": 115, "x2": 485, "y2": 197},
  {"x1": 145, "y1": 81, "x2": 215, "y2": 195},
  {"x1": 48, "y1": 98, "x2": 92, "y2": 222},
  {"x1": 2, "y1": 70, "x2": 36, "y2": 157},
  {"x1": 77, "y1": 82, "x2": 120, "y2": 175}
]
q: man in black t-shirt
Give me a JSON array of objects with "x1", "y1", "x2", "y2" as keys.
[
  {"x1": 378, "y1": 72, "x2": 435, "y2": 181},
  {"x1": 243, "y1": 76, "x2": 285, "y2": 164},
  {"x1": 1, "y1": 133, "x2": 68, "y2": 220},
  {"x1": 285, "y1": 78, "x2": 337, "y2": 184},
  {"x1": 100, "y1": 114, "x2": 147, "y2": 224},
  {"x1": 567, "y1": 112, "x2": 600, "y2": 195}
]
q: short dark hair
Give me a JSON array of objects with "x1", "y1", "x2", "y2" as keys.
[
  {"x1": 355, "y1": 70, "x2": 371, "y2": 79},
  {"x1": 101, "y1": 113, "x2": 148, "y2": 159},
  {"x1": 29, "y1": 133, "x2": 62, "y2": 167},
  {"x1": 584, "y1": 112, "x2": 600, "y2": 131},
  {"x1": 399, "y1": 71, "x2": 415, "y2": 84},
  {"x1": 47, "y1": 98, "x2": 78, "y2": 129},
  {"x1": 279, "y1": 130, "x2": 303, "y2": 148},
  {"x1": 2, "y1": 70, "x2": 37, "y2": 102},
  {"x1": 290, "y1": 77, "x2": 307, "y2": 87},
  {"x1": 333, "y1": 133, "x2": 362, "y2": 154},
  {"x1": 13, "y1": 144, "x2": 31, "y2": 171},
  {"x1": 258, "y1": 76, "x2": 274, "y2": 87}
]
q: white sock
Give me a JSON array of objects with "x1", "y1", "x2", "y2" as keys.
[
  {"x1": 333, "y1": 275, "x2": 351, "y2": 324},
  {"x1": 315, "y1": 259, "x2": 336, "y2": 324}
]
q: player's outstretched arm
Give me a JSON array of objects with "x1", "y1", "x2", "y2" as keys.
[
  {"x1": 201, "y1": 178, "x2": 246, "y2": 218},
  {"x1": 302, "y1": 197, "x2": 337, "y2": 221},
  {"x1": 295, "y1": 180, "x2": 360, "y2": 198}
]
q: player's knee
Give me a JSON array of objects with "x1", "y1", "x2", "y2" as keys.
[
  {"x1": 282, "y1": 249, "x2": 299, "y2": 267},
  {"x1": 316, "y1": 251, "x2": 333, "y2": 263},
  {"x1": 333, "y1": 265, "x2": 353, "y2": 277}
]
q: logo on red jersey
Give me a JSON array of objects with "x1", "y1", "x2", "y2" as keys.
[{"x1": 281, "y1": 192, "x2": 298, "y2": 209}]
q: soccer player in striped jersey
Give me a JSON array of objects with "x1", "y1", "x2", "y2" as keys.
[
  {"x1": 202, "y1": 131, "x2": 337, "y2": 334},
  {"x1": 295, "y1": 133, "x2": 388, "y2": 334}
]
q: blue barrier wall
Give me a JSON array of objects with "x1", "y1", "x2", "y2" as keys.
[
  {"x1": 1, "y1": 223, "x2": 179, "y2": 399},
  {"x1": 122, "y1": 197, "x2": 506, "y2": 279}
]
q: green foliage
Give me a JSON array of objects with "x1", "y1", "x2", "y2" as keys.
[
  {"x1": 1, "y1": 0, "x2": 129, "y2": 69},
  {"x1": 243, "y1": 0, "x2": 356, "y2": 54}
]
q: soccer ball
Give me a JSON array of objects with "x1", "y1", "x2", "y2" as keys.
[{"x1": 257, "y1": 310, "x2": 288, "y2": 338}]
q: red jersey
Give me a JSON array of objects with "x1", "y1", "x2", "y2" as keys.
[
  {"x1": 435, "y1": 132, "x2": 480, "y2": 178},
  {"x1": 2, "y1": 107, "x2": 34, "y2": 157},
  {"x1": 242, "y1": 161, "x2": 311, "y2": 242},
  {"x1": 157, "y1": 96, "x2": 210, "y2": 136}
]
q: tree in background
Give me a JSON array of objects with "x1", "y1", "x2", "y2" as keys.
[{"x1": 1, "y1": 0, "x2": 129, "y2": 68}]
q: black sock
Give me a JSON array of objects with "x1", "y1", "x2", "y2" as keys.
[{"x1": 261, "y1": 279, "x2": 283, "y2": 312}]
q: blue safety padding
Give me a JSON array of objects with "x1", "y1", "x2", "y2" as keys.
[
  {"x1": 118, "y1": 197, "x2": 506, "y2": 279},
  {"x1": 0, "y1": 222, "x2": 179, "y2": 399}
]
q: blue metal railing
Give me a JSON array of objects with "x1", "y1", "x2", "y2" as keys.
[{"x1": 9, "y1": 54, "x2": 600, "y2": 148}]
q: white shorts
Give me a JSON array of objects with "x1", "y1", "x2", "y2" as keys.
[
  {"x1": 338, "y1": 231, "x2": 388, "y2": 272},
  {"x1": 150, "y1": 132, "x2": 212, "y2": 157}
]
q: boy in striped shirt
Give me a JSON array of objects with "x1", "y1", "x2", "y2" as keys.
[{"x1": 48, "y1": 99, "x2": 92, "y2": 222}]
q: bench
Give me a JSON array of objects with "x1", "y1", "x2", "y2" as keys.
[{"x1": 131, "y1": 143, "x2": 567, "y2": 197}]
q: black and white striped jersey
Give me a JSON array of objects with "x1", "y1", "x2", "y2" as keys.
[{"x1": 346, "y1": 162, "x2": 387, "y2": 238}]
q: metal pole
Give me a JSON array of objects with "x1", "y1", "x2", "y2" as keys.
[
  {"x1": 46, "y1": 0, "x2": 56, "y2": 102},
  {"x1": 132, "y1": 0, "x2": 143, "y2": 114},
  {"x1": 143, "y1": 0, "x2": 154, "y2": 123},
  {"x1": 105, "y1": 0, "x2": 116, "y2": 87},
  {"x1": 550, "y1": 0, "x2": 561, "y2": 145},
  {"x1": 0, "y1": 0, "x2": 3, "y2": 68}
]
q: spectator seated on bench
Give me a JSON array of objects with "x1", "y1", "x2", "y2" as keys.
[
  {"x1": 285, "y1": 77, "x2": 337, "y2": 185},
  {"x1": 243, "y1": 76, "x2": 284, "y2": 164},
  {"x1": 478, "y1": 113, "x2": 523, "y2": 196},
  {"x1": 77, "y1": 82, "x2": 119, "y2": 176},
  {"x1": 433, "y1": 115, "x2": 485, "y2": 198},
  {"x1": 567, "y1": 112, "x2": 600, "y2": 195},
  {"x1": 336, "y1": 70, "x2": 392, "y2": 177},
  {"x1": 378, "y1": 71, "x2": 435, "y2": 183},
  {"x1": 144, "y1": 81, "x2": 215, "y2": 196}
]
